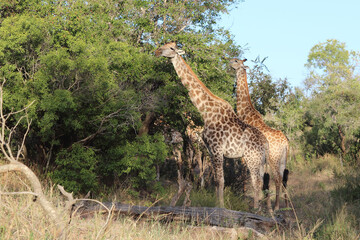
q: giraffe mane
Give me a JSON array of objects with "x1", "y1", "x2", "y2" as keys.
[{"x1": 179, "y1": 56, "x2": 229, "y2": 105}]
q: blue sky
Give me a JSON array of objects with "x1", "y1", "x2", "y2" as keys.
[{"x1": 219, "y1": 0, "x2": 360, "y2": 88}]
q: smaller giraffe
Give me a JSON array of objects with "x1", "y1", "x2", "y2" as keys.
[
  {"x1": 185, "y1": 118, "x2": 211, "y2": 189},
  {"x1": 229, "y1": 58, "x2": 289, "y2": 210},
  {"x1": 156, "y1": 42, "x2": 271, "y2": 209},
  {"x1": 169, "y1": 129, "x2": 192, "y2": 207}
]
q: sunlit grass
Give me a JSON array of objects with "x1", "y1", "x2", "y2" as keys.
[{"x1": 1, "y1": 154, "x2": 359, "y2": 239}]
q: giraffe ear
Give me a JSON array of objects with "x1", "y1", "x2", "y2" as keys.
[
  {"x1": 176, "y1": 49, "x2": 185, "y2": 55},
  {"x1": 243, "y1": 58, "x2": 247, "y2": 62}
]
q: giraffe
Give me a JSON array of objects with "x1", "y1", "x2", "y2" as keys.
[
  {"x1": 185, "y1": 119, "x2": 211, "y2": 189},
  {"x1": 229, "y1": 58, "x2": 289, "y2": 210},
  {"x1": 169, "y1": 129, "x2": 192, "y2": 207},
  {"x1": 155, "y1": 117, "x2": 192, "y2": 207},
  {"x1": 155, "y1": 42, "x2": 270, "y2": 209}
]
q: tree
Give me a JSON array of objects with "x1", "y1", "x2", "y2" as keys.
[
  {"x1": 304, "y1": 39, "x2": 360, "y2": 160},
  {"x1": 246, "y1": 59, "x2": 291, "y2": 115},
  {"x1": 0, "y1": 0, "x2": 244, "y2": 193}
]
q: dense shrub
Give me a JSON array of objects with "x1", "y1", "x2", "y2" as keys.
[
  {"x1": 116, "y1": 133, "x2": 168, "y2": 190},
  {"x1": 50, "y1": 143, "x2": 99, "y2": 194}
]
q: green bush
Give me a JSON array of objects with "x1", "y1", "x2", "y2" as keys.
[
  {"x1": 50, "y1": 143, "x2": 99, "y2": 194},
  {"x1": 116, "y1": 133, "x2": 168, "y2": 190}
]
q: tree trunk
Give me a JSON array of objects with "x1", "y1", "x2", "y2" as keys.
[
  {"x1": 77, "y1": 202, "x2": 284, "y2": 233},
  {"x1": 138, "y1": 112, "x2": 155, "y2": 136},
  {"x1": 337, "y1": 124, "x2": 347, "y2": 155}
]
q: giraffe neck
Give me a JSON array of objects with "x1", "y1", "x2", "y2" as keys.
[
  {"x1": 235, "y1": 68, "x2": 264, "y2": 126},
  {"x1": 171, "y1": 55, "x2": 227, "y2": 118},
  {"x1": 235, "y1": 69, "x2": 276, "y2": 133},
  {"x1": 236, "y1": 69, "x2": 255, "y2": 114}
]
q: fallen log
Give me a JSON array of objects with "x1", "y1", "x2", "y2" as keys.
[{"x1": 76, "y1": 202, "x2": 285, "y2": 233}]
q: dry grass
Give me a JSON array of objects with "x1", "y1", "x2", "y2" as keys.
[
  {"x1": 0, "y1": 192, "x2": 247, "y2": 240},
  {"x1": 1, "y1": 154, "x2": 359, "y2": 239},
  {"x1": 0, "y1": 171, "x2": 246, "y2": 239}
]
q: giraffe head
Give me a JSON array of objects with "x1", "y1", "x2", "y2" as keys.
[
  {"x1": 155, "y1": 42, "x2": 185, "y2": 58},
  {"x1": 229, "y1": 58, "x2": 249, "y2": 71}
]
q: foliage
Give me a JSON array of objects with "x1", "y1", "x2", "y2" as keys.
[
  {"x1": 267, "y1": 40, "x2": 360, "y2": 165},
  {"x1": 107, "y1": 133, "x2": 168, "y2": 190},
  {"x1": 50, "y1": 143, "x2": 99, "y2": 194},
  {"x1": 247, "y1": 60, "x2": 291, "y2": 115},
  {"x1": 0, "y1": 0, "x2": 242, "y2": 194},
  {"x1": 304, "y1": 39, "x2": 360, "y2": 158}
]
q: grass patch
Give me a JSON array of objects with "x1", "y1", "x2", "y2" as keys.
[
  {"x1": 314, "y1": 205, "x2": 359, "y2": 240},
  {"x1": 332, "y1": 168, "x2": 360, "y2": 203},
  {"x1": 1, "y1": 153, "x2": 360, "y2": 239}
]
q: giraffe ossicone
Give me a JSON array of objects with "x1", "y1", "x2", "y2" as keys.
[{"x1": 156, "y1": 42, "x2": 271, "y2": 210}]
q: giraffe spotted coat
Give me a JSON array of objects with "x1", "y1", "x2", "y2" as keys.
[
  {"x1": 230, "y1": 58, "x2": 289, "y2": 210},
  {"x1": 155, "y1": 42, "x2": 270, "y2": 209}
]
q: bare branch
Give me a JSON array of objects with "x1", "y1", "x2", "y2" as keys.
[
  {"x1": 3, "y1": 100, "x2": 35, "y2": 119},
  {"x1": 0, "y1": 80, "x2": 35, "y2": 163},
  {"x1": 176, "y1": 22, "x2": 190, "y2": 34},
  {"x1": 58, "y1": 184, "x2": 76, "y2": 214},
  {"x1": 57, "y1": 184, "x2": 114, "y2": 239},
  {"x1": 0, "y1": 191, "x2": 39, "y2": 197},
  {"x1": 16, "y1": 117, "x2": 32, "y2": 161}
]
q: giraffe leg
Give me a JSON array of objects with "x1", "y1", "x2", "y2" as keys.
[
  {"x1": 183, "y1": 180, "x2": 193, "y2": 207},
  {"x1": 283, "y1": 169, "x2": 289, "y2": 208},
  {"x1": 170, "y1": 169, "x2": 186, "y2": 207},
  {"x1": 274, "y1": 181, "x2": 281, "y2": 211},
  {"x1": 249, "y1": 170, "x2": 262, "y2": 210},
  {"x1": 170, "y1": 146, "x2": 185, "y2": 207},
  {"x1": 273, "y1": 167, "x2": 284, "y2": 210},
  {"x1": 213, "y1": 154, "x2": 225, "y2": 208}
]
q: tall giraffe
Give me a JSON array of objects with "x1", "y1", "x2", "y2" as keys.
[
  {"x1": 155, "y1": 42, "x2": 270, "y2": 209},
  {"x1": 230, "y1": 58, "x2": 289, "y2": 210}
]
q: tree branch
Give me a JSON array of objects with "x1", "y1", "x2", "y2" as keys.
[
  {"x1": 0, "y1": 162, "x2": 63, "y2": 228},
  {"x1": 0, "y1": 191, "x2": 39, "y2": 196}
]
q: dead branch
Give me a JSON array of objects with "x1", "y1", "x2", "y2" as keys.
[
  {"x1": 57, "y1": 185, "x2": 113, "y2": 240},
  {"x1": 76, "y1": 202, "x2": 285, "y2": 234},
  {"x1": 0, "y1": 162, "x2": 64, "y2": 233},
  {"x1": 0, "y1": 190, "x2": 39, "y2": 196},
  {"x1": 58, "y1": 185, "x2": 76, "y2": 215}
]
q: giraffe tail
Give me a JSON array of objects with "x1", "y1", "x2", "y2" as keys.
[
  {"x1": 262, "y1": 172, "x2": 270, "y2": 191},
  {"x1": 281, "y1": 144, "x2": 290, "y2": 207},
  {"x1": 279, "y1": 144, "x2": 288, "y2": 181},
  {"x1": 283, "y1": 169, "x2": 289, "y2": 188}
]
